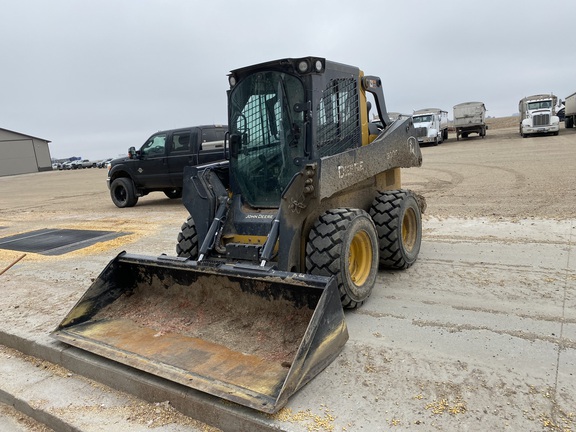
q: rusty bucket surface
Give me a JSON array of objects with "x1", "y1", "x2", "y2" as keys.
[{"x1": 52, "y1": 252, "x2": 348, "y2": 413}]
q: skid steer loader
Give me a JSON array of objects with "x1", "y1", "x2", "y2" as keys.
[{"x1": 53, "y1": 57, "x2": 423, "y2": 414}]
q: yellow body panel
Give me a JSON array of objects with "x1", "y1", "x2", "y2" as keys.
[{"x1": 359, "y1": 70, "x2": 370, "y2": 146}]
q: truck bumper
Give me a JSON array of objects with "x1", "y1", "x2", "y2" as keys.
[
  {"x1": 523, "y1": 125, "x2": 559, "y2": 135},
  {"x1": 417, "y1": 136, "x2": 436, "y2": 144}
]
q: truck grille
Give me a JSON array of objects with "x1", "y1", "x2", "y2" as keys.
[
  {"x1": 533, "y1": 114, "x2": 550, "y2": 126},
  {"x1": 415, "y1": 127, "x2": 427, "y2": 138}
]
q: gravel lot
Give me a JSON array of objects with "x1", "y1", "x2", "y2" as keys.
[
  {"x1": 0, "y1": 121, "x2": 575, "y2": 431},
  {"x1": 403, "y1": 120, "x2": 576, "y2": 220}
]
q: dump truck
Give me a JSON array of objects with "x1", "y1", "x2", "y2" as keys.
[
  {"x1": 412, "y1": 108, "x2": 449, "y2": 145},
  {"x1": 564, "y1": 92, "x2": 576, "y2": 128},
  {"x1": 52, "y1": 56, "x2": 424, "y2": 414},
  {"x1": 518, "y1": 94, "x2": 560, "y2": 137},
  {"x1": 453, "y1": 101, "x2": 487, "y2": 140}
]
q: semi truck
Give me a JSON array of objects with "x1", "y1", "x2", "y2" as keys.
[
  {"x1": 412, "y1": 108, "x2": 449, "y2": 146},
  {"x1": 564, "y1": 92, "x2": 576, "y2": 128},
  {"x1": 453, "y1": 102, "x2": 487, "y2": 140},
  {"x1": 518, "y1": 94, "x2": 560, "y2": 137}
]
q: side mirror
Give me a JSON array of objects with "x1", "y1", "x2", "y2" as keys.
[{"x1": 128, "y1": 146, "x2": 136, "y2": 159}]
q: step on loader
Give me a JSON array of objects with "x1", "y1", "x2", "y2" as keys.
[{"x1": 53, "y1": 57, "x2": 424, "y2": 414}]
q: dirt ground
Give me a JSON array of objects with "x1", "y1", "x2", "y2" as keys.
[
  {"x1": 1, "y1": 118, "x2": 573, "y2": 237},
  {"x1": 0, "y1": 120, "x2": 575, "y2": 431},
  {"x1": 403, "y1": 119, "x2": 576, "y2": 220}
]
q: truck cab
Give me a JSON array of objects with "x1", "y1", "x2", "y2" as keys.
[
  {"x1": 107, "y1": 125, "x2": 227, "y2": 207},
  {"x1": 412, "y1": 108, "x2": 448, "y2": 146},
  {"x1": 519, "y1": 94, "x2": 560, "y2": 137}
]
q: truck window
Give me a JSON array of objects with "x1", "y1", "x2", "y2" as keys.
[
  {"x1": 200, "y1": 128, "x2": 225, "y2": 151},
  {"x1": 527, "y1": 101, "x2": 552, "y2": 110},
  {"x1": 140, "y1": 134, "x2": 167, "y2": 158},
  {"x1": 171, "y1": 132, "x2": 191, "y2": 153},
  {"x1": 413, "y1": 115, "x2": 432, "y2": 123}
]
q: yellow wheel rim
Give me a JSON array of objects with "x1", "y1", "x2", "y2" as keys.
[
  {"x1": 402, "y1": 208, "x2": 418, "y2": 252},
  {"x1": 349, "y1": 230, "x2": 373, "y2": 286}
]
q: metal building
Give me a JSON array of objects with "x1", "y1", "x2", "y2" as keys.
[{"x1": 0, "y1": 128, "x2": 52, "y2": 176}]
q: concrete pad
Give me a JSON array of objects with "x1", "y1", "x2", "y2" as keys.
[
  {"x1": 0, "y1": 345, "x2": 221, "y2": 432},
  {"x1": 1, "y1": 215, "x2": 574, "y2": 431},
  {"x1": 0, "y1": 402, "x2": 51, "y2": 432}
]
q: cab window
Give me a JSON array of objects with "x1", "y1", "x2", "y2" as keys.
[
  {"x1": 200, "y1": 128, "x2": 226, "y2": 151},
  {"x1": 171, "y1": 132, "x2": 191, "y2": 153},
  {"x1": 140, "y1": 134, "x2": 167, "y2": 158}
]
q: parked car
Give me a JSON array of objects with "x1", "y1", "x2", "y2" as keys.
[
  {"x1": 61, "y1": 161, "x2": 75, "y2": 170},
  {"x1": 78, "y1": 159, "x2": 96, "y2": 168},
  {"x1": 107, "y1": 125, "x2": 227, "y2": 207}
]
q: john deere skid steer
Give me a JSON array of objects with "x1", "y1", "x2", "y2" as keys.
[{"x1": 53, "y1": 57, "x2": 423, "y2": 413}]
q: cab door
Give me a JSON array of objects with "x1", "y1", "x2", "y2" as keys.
[
  {"x1": 168, "y1": 127, "x2": 227, "y2": 188},
  {"x1": 136, "y1": 132, "x2": 171, "y2": 188},
  {"x1": 167, "y1": 128, "x2": 196, "y2": 188}
]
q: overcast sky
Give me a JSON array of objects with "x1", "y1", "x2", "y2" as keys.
[{"x1": 2, "y1": 0, "x2": 575, "y2": 161}]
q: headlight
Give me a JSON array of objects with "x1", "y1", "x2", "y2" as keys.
[
  {"x1": 297, "y1": 60, "x2": 310, "y2": 73},
  {"x1": 295, "y1": 57, "x2": 324, "y2": 74}
]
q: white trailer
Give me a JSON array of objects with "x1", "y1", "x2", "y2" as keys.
[
  {"x1": 518, "y1": 94, "x2": 560, "y2": 137},
  {"x1": 412, "y1": 108, "x2": 449, "y2": 146},
  {"x1": 564, "y1": 92, "x2": 576, "y2": 128},
  {"x1": 453, "y1": 102, "x2": 487, "y2": 140}
]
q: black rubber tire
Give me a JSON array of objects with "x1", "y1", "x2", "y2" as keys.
[
  {"x1": 110, "y1": 177, "x2": 138, "y2": 208},
  {"x1": 306, "y1": 209, "x2": 379, "y2": 309},
  {"x1": 369, "y1": 190, "x2": 422, "y2": 269},
  {"x1": 164, "y1": 188, "x2": 182, "y2": 199},
  {"x1": 176, "y1": 216, "x2": 198, "y2": 258}
]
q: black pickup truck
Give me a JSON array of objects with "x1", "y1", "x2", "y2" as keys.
[{"x1": 107, "y1": 125, "x2": 227, "y2": 207}]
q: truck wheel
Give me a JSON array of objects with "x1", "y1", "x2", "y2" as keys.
[
  {"x1": 176, "y1": 216, "x2": 198, "y2": 258},
  {"x1": 110, "y1": 178, "x2": 138, "y2": 208},
  {"x1": 306, "y1": 209, "x2": 379, "y2": 309},
  {"x1": 369, "y1": 190, "x2": 422, "y2": 269},
  {"x1": 164, "y1": 188, "x2": 182, "y2": 199}
]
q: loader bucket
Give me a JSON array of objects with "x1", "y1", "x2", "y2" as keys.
[{"x1": 52, "y1": 252, "x2": 348, "y2": 413}]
